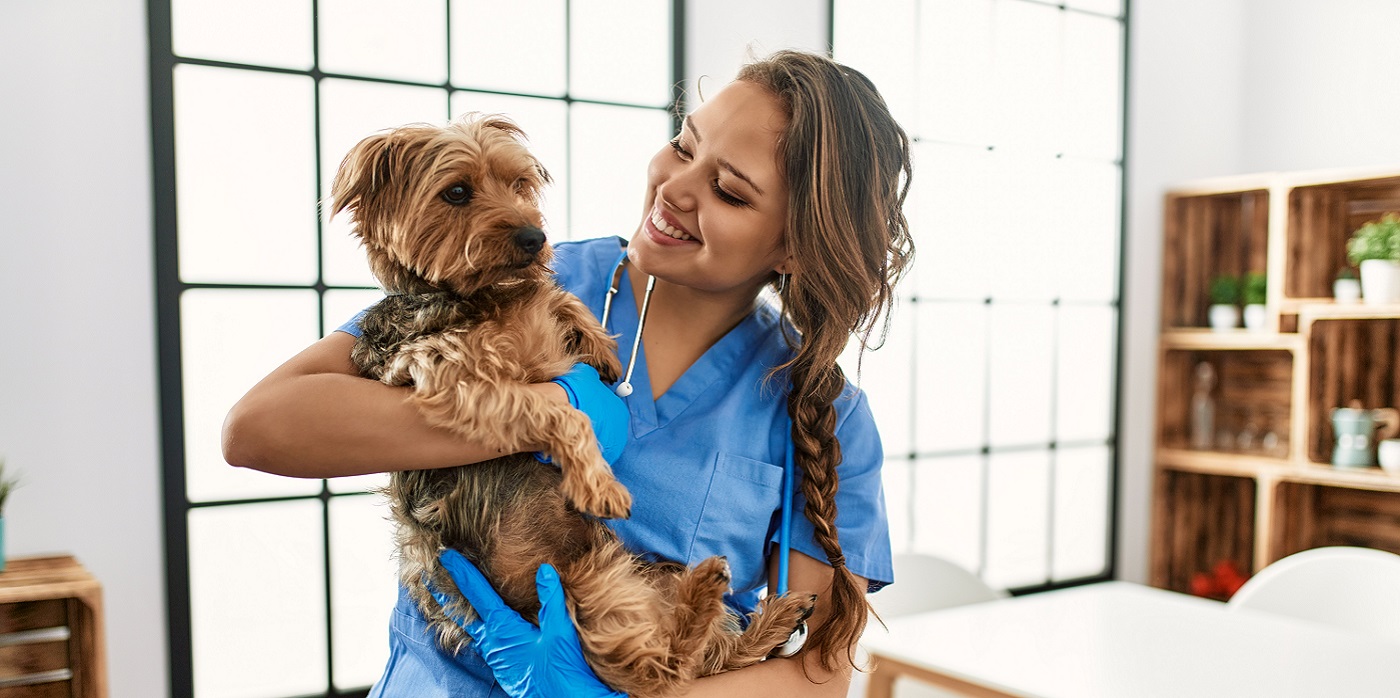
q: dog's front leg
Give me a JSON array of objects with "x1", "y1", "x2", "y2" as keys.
[{"x1": 548, "y1": 291, "x2": 623, "y2": 384}]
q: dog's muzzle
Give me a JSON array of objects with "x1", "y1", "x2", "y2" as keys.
[{"x1": 514, "y1": 227, "x2": 546, "y2": 256}]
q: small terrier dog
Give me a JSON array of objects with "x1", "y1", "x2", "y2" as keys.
[{"x1": 330, "y1": 114, "x2": 815, "y2": 695}]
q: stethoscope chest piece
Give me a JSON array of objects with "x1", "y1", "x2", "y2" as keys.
[
  {"x1": 773, "y1": 621, "x2": 808, "y2": 658},
  {"x1": 614, "y1": 381, "x2": 634, "y2": 398}
]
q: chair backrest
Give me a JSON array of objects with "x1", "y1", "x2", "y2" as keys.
[
  {"x1": 1228, "y1": 546, "x2": 1400, "y2": 643},
  {"x1": 868, "y1": 553, "x2": 1008, "y2": 620}
]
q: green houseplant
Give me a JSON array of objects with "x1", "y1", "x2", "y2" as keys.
[
  {"x1": 1242, "y1": 272, "x2": 1267, "y2": 330},
  {"x1": 1208, "y1": 274, "x2": 1241, "y2": 331},
  {"x1": 1347, "y1": 214, "x2": 1400, "y2": 304},
  {"x1": 0, "y1": 459, "x2": 18, "y2": 572}
]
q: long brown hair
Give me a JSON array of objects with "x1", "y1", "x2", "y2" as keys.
[{"x1": 737, "y1": 50, "x2": 914, "y2": 671}]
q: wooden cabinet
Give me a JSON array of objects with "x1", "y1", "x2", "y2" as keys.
[
  {"x1": 0, "y1": 556, "x2": 106, "y2": 698},
  {"x1": 1150, "y1": 167, "x2": 1400, "y2": 596}
]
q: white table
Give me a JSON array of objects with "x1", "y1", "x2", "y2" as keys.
[{"x1": 862, "y1": 581, "x2": 1400, "y2": 698}]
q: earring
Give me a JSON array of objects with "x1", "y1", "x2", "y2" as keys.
[{"x1": 778, "y1": 273, "x2": 788, "y2": 295}]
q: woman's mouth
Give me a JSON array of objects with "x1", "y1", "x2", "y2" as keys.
[{"x1": 649, "y1": 208, "x2": 695, "y2": 242}]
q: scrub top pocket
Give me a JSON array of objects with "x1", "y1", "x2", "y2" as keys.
[{"x1": 691, "y1": 453, "x2": 785, "y2": 593}]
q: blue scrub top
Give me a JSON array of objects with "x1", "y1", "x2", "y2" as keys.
[{"x1": 348, "y1": 236, "x2": 894, "y2": 697}]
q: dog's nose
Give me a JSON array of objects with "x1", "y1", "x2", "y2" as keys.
[{"x1": 514, "y1": 227, "x2": 546, "y2": 255}]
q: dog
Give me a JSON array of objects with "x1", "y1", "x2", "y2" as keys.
[{"x1": 329, "y1": 114, "x2": 816, "y2": 695}]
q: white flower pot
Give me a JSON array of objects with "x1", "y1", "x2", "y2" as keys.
[
  {"x1": 1209, "y1": 304, "x2": 1239, "y2": 331},
  {"x1": 1360, "y1": 259, "x2": 1400, "y2": 305},
  {"x1": 1334, "y1": 277, "x2": 1362, "y2": 304},
  {"x1": 1243, "y1": 304, "x2": 1267, "y2": 331}
]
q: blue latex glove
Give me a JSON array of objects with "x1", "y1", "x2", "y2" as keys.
[
  {"x1": 432, "y1": 549, "x2": 626, "y2": 698},
  {"x1": 537, "y1": 363, "x2": 629, "y2": 465}
]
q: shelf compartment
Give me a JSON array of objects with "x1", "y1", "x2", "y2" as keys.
[
  {"x1": 1162, "y1": 189, "x2": 1270, "y2": 330},
  {"x1": 1305, "y1": 317, "x2": 1400, "y2": 464},
  {"x1": 1271, "y1": 482, "x2": 1400, "y2": 562},
  {"x1": 1151, "y1": 469, "x2": 1256, "y2": 594},
  {"x1": 1285, "y1": 175, "x2": 1400, "y2": 301},
  {"x1": 1159, "y1": 348, "x2": 1294, "y2": 456}
]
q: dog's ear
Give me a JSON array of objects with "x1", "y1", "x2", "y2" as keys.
[
  {"x1": 477, "y1": 115, "x2": 552, "y2": 186},
  {"x1": 330, "y1": 131, "x2": 397, "y2": 219}
]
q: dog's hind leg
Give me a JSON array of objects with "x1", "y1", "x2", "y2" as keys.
[{"x1": 703, "y1": 591, "x2": 817, "y2": 674}]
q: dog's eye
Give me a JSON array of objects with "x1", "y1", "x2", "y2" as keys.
[
  {"x1": 441, "y1": 184, "x2": 473, "y2": 205},
  {"x1": 514, "y1": 178, "x2": 530, "y2": 194}
]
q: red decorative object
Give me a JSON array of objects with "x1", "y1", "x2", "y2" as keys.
[{"x1": 1189, "y1": 559, "x2": 1250, "y2": 601}]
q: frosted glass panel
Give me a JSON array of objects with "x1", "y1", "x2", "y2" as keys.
[
  {"x1": 182, "y1": 290, "x2": 322, "y2": 501},
  {"x1": 318, "y1": 0, "x2": 446, "y2": 83},
  {"x1": 987, "y1": 304, "x2": 1053, "y2": 447},
  {"x1": 570, "y1": 0, "x2": 671, "y2": 106},
  {"x1": 993, "y1": 0, "x2": 1063, "y2": 154},
  {"x1": 330, "y1": 496, "x2": 399, "y2": 689},
  {"x1": 986, "y1": 153, "x2": 1059, "y2": 301},
  {"x1": 833, "y1": 0, "x2": 917, "y2": 131},
  {"x1": 172, "y1": 0, "x2": 312, "y2": 69},
  {"x1": 881, "y1": 459, "x2": 913, "y2": 553},
  {"x1": 1056, "y1": 159, "x2": 1121, "y2": 302},
  {"x1": 912, "y1": 456, "x2": 984, "y2": 574},
  {"x1": 1068, "y1": 0, "x2": 1124, "y2": 19},
  {"x1": 1056, "y1": 305, "x2": 1116, "y2": 444},
  {"x1": 919, "y1": 0, "x2": 995, "y2": 146},
  {"x1": 452, "y1": 92, "x2": 569, "y2": 239},
  {"x1": 913, "y1": 143, "x2": 994, "y2": 301},
  {"x1": 984, "y1": 450, "x2": 1050, "y2": 588},
  {"x1": 1053, "y1": 446, "x2": 1111, "y2": 580},
  {"x1": 451, "y1": 0, "x2": 566, "y2": 96},
  {"x1": 320, "y1": 79, "x2": 450, "y2": 287},
  {"x1": 915, "y1": 302, "x2": 987, "y2": 454},
  {"x1": 1063, "y1": 13, "x2": 1124, "y2": 162},
  {"x1": 175, "y1": 66, "x2": 317, "y2": 285},
  {"x1": 569, "y1": 104, "x2": 669, "y2": 240},
  {"x1": 190, "y1": 501, "x2": 327, "y2": 697},
  {"x1": 841, "y1": 298, "x2": 915, "y2": 456}
]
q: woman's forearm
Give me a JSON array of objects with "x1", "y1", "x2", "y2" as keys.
[{"x1": 222, "y1": 332, "x2": 564, "y2": 478}]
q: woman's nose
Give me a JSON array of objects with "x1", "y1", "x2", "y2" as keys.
[{"x1": 656, "y1": 165, "x2": 701, "y2": 212}]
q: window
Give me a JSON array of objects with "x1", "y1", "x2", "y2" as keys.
[
  {"x1": 151, "y1": 1, "x2": 681, "y2": 695},
  {"x1": 834, "y1": 0, "x2": 1127, "y2": 592}
]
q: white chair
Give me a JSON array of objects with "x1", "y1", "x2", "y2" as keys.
[
  {"x1": 1228, "y1": 546, "x2": 1400, "y2": 643},
  {"x1": 851, "y1": 554, "x2": 1008, "y2": 698}
]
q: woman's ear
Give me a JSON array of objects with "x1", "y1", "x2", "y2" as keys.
[{"x1": 775, "y1": 257, "x2": 796, "y2": 276}]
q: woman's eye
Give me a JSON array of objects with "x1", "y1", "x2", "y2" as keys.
[
  {"x1": 712, "y1": 182, "x2": 748, "y2": 208},
  {"x1": 441, "y1": 184, "x2": 473, "y2": 205},
  {"x1": 668, "y1": 138, "x2": 691, "y2": 159}
]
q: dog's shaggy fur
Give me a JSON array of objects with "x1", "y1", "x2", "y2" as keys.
[{"x1": 330, "y1": 115, "x2": 815, "y2": 695}]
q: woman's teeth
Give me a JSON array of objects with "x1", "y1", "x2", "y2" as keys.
[{"x1": 651, "y1": 210, "x2": 694, "y2": 241}]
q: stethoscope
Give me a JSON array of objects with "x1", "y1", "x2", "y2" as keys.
[{"x1": 598, "y1": 250, "x2": 807, "y2": 657}]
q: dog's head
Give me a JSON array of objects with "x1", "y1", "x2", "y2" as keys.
[{"x1": 330, "y1": 114, "x2": 554, "y2": 296}]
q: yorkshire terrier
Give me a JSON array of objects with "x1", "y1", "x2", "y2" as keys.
[{"x1": 330, "y1": 114, "x2": 816, "y2": 695}]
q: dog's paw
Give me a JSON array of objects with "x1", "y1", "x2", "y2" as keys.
[{"x1": 566, "y1": 476, "x2": 633, "y2": 520}]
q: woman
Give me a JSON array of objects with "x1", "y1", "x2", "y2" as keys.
[{"x1": 223, "y1": 49, "x2": 913, "y2": 696}]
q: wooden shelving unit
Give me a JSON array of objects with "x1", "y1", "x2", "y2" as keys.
[{"x1": 1150, "y1": 166, "x2": 1400, "y2": 596}]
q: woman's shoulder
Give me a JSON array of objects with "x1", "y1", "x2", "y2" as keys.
[{"x1": 747, "y1": 301, "x2": 871, "y2": 422}]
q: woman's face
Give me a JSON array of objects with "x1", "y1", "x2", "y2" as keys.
[{"x1": 627, "y1": 80, "x2": 791, "y2": 298}]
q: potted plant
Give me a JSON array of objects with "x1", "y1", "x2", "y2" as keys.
[
  {"x1": 1334, "y1": 267, "x2": 1362, "y2": 304},
  {"x1": 0, "y1": 459, "x2": 18, "y2": 572},
  {"x1": 1242, "y1": 271, "x2": 1267, "y2": 330},
  {"x1": 1208, "y1": 274, "x2": 1241, "y2": 331},
  {"x1": 1346, "y1": 213, "x2": 1400, "y2": 304}
]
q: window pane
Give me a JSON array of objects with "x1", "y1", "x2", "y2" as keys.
[
  {"x1": 569, "y1": 0, "x2": 671, "y2": 106},
  {"x1": 1063, "y1": 12, "x2": 1123, "y2": 162},
  {"x1": 881, "y1": 459, "x2": 913, "y2": 554},
  {"x1": 1056, "y1": 159, "x2": 1121, "y2": 302},
  {"x1": 912, "y1": 455, "x2": 984, "y2": 574},
  {"x1": 451, "y1": 92, "x2": 569, "y2": 240},
  {"x1": 330, "y1": 496, "x2": 398, "y2": 690},
  {"x1": 1053, "y1": 446, "x2": 1111, "y2": 580},
  {"x1": 986, "y1": 153, "x2": 1059, "y2": 302},
  {"x1": 189, "y1": 501, "x2": 327, "y2": 697},
  {"x1": 841, "y1": 298, "x2": 915, "y2": 457},
  {"x1": 450, "y1": 0, "x2": 566, "y2": 96},
  {"x1": 919, "y1": 0, "x2": 995, "y2": 146},
  {"x1": 912, "y1": 142, "x2": 993, "y2": 301},
  {"x1": 182, "y1": 289, "x2": 322, "y2": 501},
  {"x1": 834, "y1": 0, "x2": 917, "y2": 131},
  {"x1": 993, "y1": 0, "x2": 1063, "y2": 154},
  {"x1": 1056, "y1": 305, "x2": 1116, "y2": 444},
  {"x1": 175, "y1": 65, "x2": 317, "y2": 285},
  {"x1": 320, "y1": 79, "x2": 450, "y2": 287},
  {"x1": 915, "y1": 302, "x2": 987, "y2": 454},
  {"x1": 172, "y1": 0, "x2": 313, "y2": 69},
  {"x1": 318, "y1": 0, "x2": 447, "y2": 83},
  {"x1": 1068, "y1": 0, "x2": 1123, "y2": 19},
  {"x1": 987, "y1": 304, "x2": 1053, "y2": 448},
  {"x1": 569, "y1": 104, "x2": 668, "y2": 240},
  {"x1": 984, "y1": 450, "x2": 1050, "y2": 588}
]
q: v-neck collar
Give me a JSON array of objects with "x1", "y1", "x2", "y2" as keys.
[{"x1": 610, "y1": 264, "x2": 769, "y2": 437}]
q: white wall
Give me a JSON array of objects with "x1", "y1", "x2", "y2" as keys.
[
  {"x1": 685, "y1": 0, "x2": 829, "y2": 101},
  {"x1": 0, "y1": 2, "x2": 168, "y2": 697}
]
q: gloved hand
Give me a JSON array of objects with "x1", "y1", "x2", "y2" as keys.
[
  {"x1": 537, "y1": 363, "x2": 629, "y2": 465},
  {"x1": 432, "y1": 549, "x2": 626, "y2": 698}
]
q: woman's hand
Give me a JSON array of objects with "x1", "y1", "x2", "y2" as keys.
[
  {"x1": 541, "y1": 363, "x2": 630, "y2": 465},
  {"x1": 434, "y1": 549, "x2": 626, "y2": 698}
]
